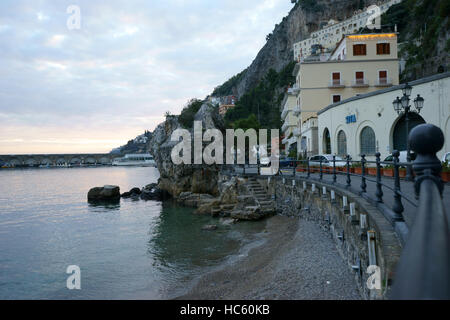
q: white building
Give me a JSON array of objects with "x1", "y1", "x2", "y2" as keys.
[
  {"x1": 293, "y1": 32, "x2": 400, "y2": 158},
  {"x1": 281, "y1": 88, "x2": 300, "y2": 154},
  {"x1": 316, "y1": 72, "x2": 450, "y2": 162},
  {"x1": 293, "y1": 0, "x2": 402, "y2": 62}
]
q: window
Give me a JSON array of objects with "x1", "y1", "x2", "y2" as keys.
[
  {"x1": 376, "y1": 43, "x2": 390, "y2": 55},
  {"x1": 355, "y1": 71, "x2": 365, "y2": 85},
  {"x1": 360, "y1": 126, "x2": 376, "y2": 155},
  {"x1": 332, "y1": 72, "x2": 341, "y2": 85},
  {"x1": 353, "y1": 44, "x2": 367, "y2": 56},
  {"x1": 337, "y1": 130, "x2": 347, "y2": 156},
  {"x1": 379, "y1": 70, "x2": 387, "y2": 84},
  {"x1": 332, "y1": 95, "x2": 341, "y2": 103}
]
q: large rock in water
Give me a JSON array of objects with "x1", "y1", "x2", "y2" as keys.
[
  {"x1": 147, "y1": 102, "x2": 224, "y2": 198},
  {"x1": 88, "y1": 185, "x2": 120, "y2": 202}
]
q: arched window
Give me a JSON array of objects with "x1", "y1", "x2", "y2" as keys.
[
  {"x1": 360, "y1": 126, "x2": 376, "y2": 155},
  {"x1": 337, "y1": 130, "x2": 347, "y2": 156}
]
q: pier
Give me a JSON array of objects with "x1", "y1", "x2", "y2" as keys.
[{"x1": 0, "y1": 153, "x2": 122, "y2": 167}]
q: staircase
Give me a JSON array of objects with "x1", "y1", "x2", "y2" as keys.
[
  {"x1": 245, "y1": 177, "x2": 276, "y2": 215},
  {"x1": 209, "y1": 177, "x2": 276, "y2": 219}
]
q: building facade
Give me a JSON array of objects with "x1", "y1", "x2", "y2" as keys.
[
  {"x1": 281, "y1": 89, "x2": 299, "y2": 154},
  {"x1": 317, "y1": 72, "x2": 450, "y2": 162},
  {"x1": 292, "y1": 0, "x2": 402, "y2": 62},
  {"x1": 293, "y1": 33, "x2": 400, "y2": 157}
]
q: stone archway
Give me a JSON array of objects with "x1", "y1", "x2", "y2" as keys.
[{"x1": 392, "y1": 113, "x2": 426, "y2": 151}]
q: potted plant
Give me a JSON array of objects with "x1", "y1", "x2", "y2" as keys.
[
  {"x1": 352, "y1": 162, "x2": 362, "y2": 175},
  {"x1": 383, "y1": 165, "x2": 394, "y2": 177},
  {"x1": 367, "y1": 166, "x2": 378, "y2": 176},
  {"x1": 442, "y1": 161, "x2": 450, "y2": 182},
  {"x1": 398, "y1": 167, "x2": 407, "y2": 178}
]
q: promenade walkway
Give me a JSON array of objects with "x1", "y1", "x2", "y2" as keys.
[{"x1": 233, "y1": 166, "x2": 449, "y2": 229}]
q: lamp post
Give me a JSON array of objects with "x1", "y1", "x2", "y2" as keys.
[{"x1": 392, "y1": 83, "x2": 425, "y2": 181}]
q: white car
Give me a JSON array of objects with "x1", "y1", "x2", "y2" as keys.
[
  {"x1": 442, "y1": 152, "x2": 450, "y2": 163},
  {"x1": 309, "y1": 154, "x2": 347, "y2": 167},
  {"x1": 383, "y1": 151, "x2": 416, "y2": 163}
]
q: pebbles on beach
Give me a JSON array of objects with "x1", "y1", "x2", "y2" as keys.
[{"x1": 179, "y1": 216, "x2": 362, "y2": 300}]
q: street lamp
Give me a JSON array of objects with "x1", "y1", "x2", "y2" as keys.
[{"x1": 392, "y1": 83, "x2": 425, "y2": 181}]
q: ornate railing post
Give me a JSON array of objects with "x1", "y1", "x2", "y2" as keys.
[
  {"x1": 360, "y1": 154, "x2": 367, "y2": 193},
  {"x1": 319, "y1": 158, "x2": 323, "y2": 180},
  {"x1": 346, "y1": 155, "x2": 351, "y2": 188},
  {"x1": 333, "y1": 155, "x2": 337, "y2": 183},
  {"x1": 391, "y1": 124, "x2": 449, "y2": 299},
  {"x1": 293, "y1": 160, "x2": 296, "y2": 177},
  {"x1": 307, "y1": 157, "x2": 310, "y2": 179},
  {"x1": 392, "y1": 150, "x2": 404, "y2": 221},
  {"x1": 375, "y1": 152, "x2": 383, "y2": 203}
]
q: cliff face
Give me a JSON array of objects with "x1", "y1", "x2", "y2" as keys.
[
  {"x1": 148, "y1": 103, "x2": 224, "y2": 197},
  {"x1": 231, "y1": 0, "x2": 378, "y2": 98}
]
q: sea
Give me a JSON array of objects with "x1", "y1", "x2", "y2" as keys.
[{"x1": 0, "y1": 166, "x2": 266, "y2": 299}]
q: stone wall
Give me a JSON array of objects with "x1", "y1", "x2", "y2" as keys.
[{"x1": 255, "y1": 175, "x2": 402, "y2": 300}]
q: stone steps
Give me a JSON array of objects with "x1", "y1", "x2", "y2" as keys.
[{"x1": 243, "y1": 179, "x2": 276, "y2": 216}]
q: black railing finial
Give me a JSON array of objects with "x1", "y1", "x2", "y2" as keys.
[
  {"x1": 392, "y1": 150, "x2": 404, "y2": 221},
  {"x1": 346, "y1": 155, "x2": 351, "y2": 187},
  {"x1": 360, "y1": 154, "x2": 367, "y2": 193},
  {"x1": 410, "y1": 124, "x2": 445, "y2": 197},
  {"x1": 392, "y1": 123, "x2": 449, "y2": 300},
  {"x1": 375, "y1": 152, "x2": 383, "y2": 203}
]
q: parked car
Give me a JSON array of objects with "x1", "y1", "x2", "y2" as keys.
[
  {"x1": 442, "y1": 152, "x2": 450, "y2": 163},
  {"x1": 383, "y1": 151, "x2": 416, "y2": 164},
  {"x1": 279, "y1": 157, "x2": 296, "y2": 168},
  {"x1": 308, "y1": 154, "x2": 346, "y2": 167}
]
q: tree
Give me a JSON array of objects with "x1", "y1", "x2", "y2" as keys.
[
  {"x1": 233, "y1": 114, "x2": 260, "y2": 131},
  {"x1": 178, "y1": 98, "x2": 203, "y2": 128}
]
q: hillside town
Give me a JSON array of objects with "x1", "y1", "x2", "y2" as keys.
[{"x1": 212, "y1": 0, "x2": 449, "y2": 165}]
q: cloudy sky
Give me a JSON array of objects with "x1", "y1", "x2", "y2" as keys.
[{"x1": 0, "y1": 0, "x2": 293, "y2": 154}]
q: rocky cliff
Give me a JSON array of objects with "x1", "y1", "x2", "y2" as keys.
[
  {"x1": 229, "y1": 0, "x2": 379, "y2": 98},
  {"x1": 147, "y1": 102, "x2": 224, "y2": 198}
]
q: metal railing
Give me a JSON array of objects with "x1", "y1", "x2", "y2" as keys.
[{"x1": 221, "y1": 124, "x2": 449, "y2": 299}]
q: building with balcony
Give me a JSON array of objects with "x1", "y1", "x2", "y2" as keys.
[
  {"x1": 292, "y1": 32, "x2": 400, "y2": 158},
  {"x1": 280, "y1": 90, "x2": 299, "y2": 154}
]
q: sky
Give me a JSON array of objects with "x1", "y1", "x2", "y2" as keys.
[{"x1": 0, "y1": 0, "x2": 293, "y2": 154}]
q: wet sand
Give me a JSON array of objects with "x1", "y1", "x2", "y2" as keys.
[{"x1": 178, "y1": 215, "x2": 362, "y2": 300}]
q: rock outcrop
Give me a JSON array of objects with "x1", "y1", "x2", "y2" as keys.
[
  {"x1": 193, "y1": 176, "x2": 276, "y2": 221},
  {"x1": 147, "y1": 102, "x2": 224, "y2": 198},
  {"x1": 121, "y1": 183, "x2": 170, "y2": 201},
  {"x1": 88, "y1": 185, "x2": 120, "y2": 202}
]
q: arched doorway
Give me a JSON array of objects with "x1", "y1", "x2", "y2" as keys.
[
  {"x1": 393, "y1": 113, "x2": 425, "y2": 151},
  {"x1": 337, "y1": 130, "x2": 347, "y2": 156},
  {"x1": 323, "y1": 128, "x2": 331, "y2": 154}
]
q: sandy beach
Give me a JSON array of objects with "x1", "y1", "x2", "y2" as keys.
[{"x1": 178, "y1": 215, "x2": 362, "y2": 300}]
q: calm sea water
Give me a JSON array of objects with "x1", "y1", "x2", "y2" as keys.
[{"x1": 0, "y1": 166, "x2": 266, "y2": 300}]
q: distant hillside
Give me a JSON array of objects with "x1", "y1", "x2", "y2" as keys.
[{"x1": 110, "y1": 131, "x2": 152, "y2": 155}]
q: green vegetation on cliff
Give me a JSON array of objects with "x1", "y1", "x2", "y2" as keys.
[
  {"x1": 212, "y1": 69, "x2": 247, "y2": 97},
  {"x1": 178, "y1": 98, "x2": 204, "y2": 128},
  {"x1": 381, "y1": 0, "x2": 449, "y2": 80},
  {"x1": 224, "y1": 61, "x2": 296, "y2": 130}
]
